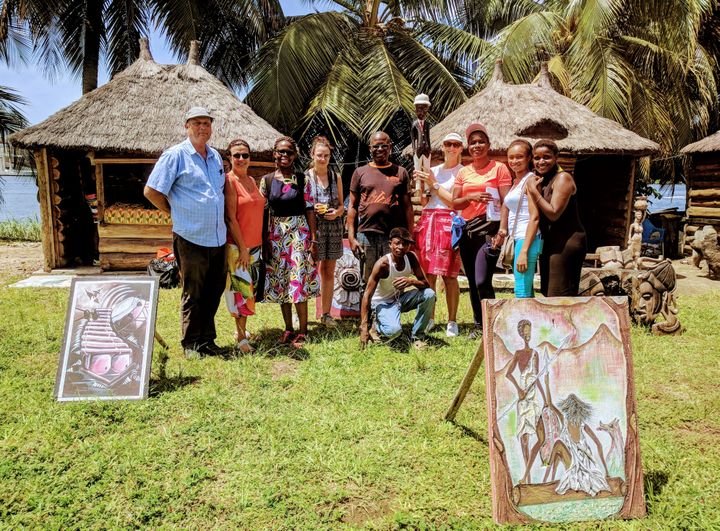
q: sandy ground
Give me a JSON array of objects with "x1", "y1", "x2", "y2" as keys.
[
  {"x1": 0, "y1": 242, "x2": 718, "y2": 297},
  {"x1": 0, "y1": 241, "x2": 44, "y2": 276}
]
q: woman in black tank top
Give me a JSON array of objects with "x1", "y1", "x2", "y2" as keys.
[{"x1": 526, "y1": 139, "x2": 586, "y2": 296}]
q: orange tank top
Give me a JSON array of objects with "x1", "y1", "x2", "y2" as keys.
[{"x1": 226, "y1": 173, "x2": 264, "y2": 248}]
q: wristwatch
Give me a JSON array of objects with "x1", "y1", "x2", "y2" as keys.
[{"x1": 432, "y1": 182, "x2": 440, "y2": 191}]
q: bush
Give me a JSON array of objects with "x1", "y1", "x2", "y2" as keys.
[{"x1": 0, "y1": 217, "x2": 42, "y2": 241}]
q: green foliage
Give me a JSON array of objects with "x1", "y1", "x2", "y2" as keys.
[
  {"x1": 0, "y1": 265, "x2": 719, "y2": 528},
  {"x1": 0, "y1": 217, "x2": 40, "y2": 241}
]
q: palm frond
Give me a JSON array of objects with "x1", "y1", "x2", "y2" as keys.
[
  {"x1": 246, "y1": 11, "x2": 356, "y2": 133},
  {"x1": 104, "y1": 0, "x2": 148, "y2": 76},
  {"x1": 386, "y1": 26, "x2": 467, "y2": 117}
]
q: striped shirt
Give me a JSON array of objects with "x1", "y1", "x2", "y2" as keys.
[{"x1": 146, "y1": 138, "x2": 226, "y2": 247}]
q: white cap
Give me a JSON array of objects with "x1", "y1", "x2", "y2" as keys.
[
  {"x1": 414, "y1": 93, "x2": 431, "y2": 106},
  {"x1": 184, "y1": 106, "x2": 214, "y2": 122},
  {"x1": 442, "y1": 132, "x2": 464, "y2": 144}
]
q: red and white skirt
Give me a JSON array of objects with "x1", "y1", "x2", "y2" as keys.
[{"x1": 413, "y1": 209, "x2": 461, "y2": 277}]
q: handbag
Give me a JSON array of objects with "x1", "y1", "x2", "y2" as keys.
[{"x1": 498, "y1": 182, "x2": 526, "y2": 270}]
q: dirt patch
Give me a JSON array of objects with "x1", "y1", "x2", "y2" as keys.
[
  {"x1": 337, "y1": 496, "x2": 395, "y2": 526},
  {"x1": 672, "y1": 258, "x2": 720, "y2": 297},
  {"x1": 0, "y1": 242, "x2": 43, "y2": 277},
  {"x1": 270, "y1": 359, "x2": 300, "y2": 380}
]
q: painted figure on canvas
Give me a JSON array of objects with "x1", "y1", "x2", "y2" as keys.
[
  {"x1": 55, "y1": 278, "x2": 158, "y2": 401},
  {"x1": 483, "y1": 297, "x2": 645, "y2": 524}
]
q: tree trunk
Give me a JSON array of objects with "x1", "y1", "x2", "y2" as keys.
[{"x1": 81, "y1": 0, "x2": 103, "y2": 94}]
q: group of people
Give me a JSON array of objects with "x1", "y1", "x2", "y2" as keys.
[{"x1": 143, "y1": 105, "x2": 586, "y2": 357}]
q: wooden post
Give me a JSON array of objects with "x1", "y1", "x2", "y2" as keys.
[
  {"x1": 624, "y1": 158, "x2": 637, "y2": 245},
  {"x1": 444, "y1": 341, "x2": 485, "y2": 421},
  {"x1": 33, "y1": 148, "x2": 55, "y2": 271},
  {"x1": 95, "y1": 162, "x2": 105, "y2": 223}
]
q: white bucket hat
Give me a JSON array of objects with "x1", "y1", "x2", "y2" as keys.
[
  {"x1": 442, "y1": 132, "x2": 464, "y2": 144},
  {"x1": 184, "y1": 106, "x2": 214, "y2": 123},
  {"x1": 413, "y1": 93, "x2": 431, "y2": 106}
]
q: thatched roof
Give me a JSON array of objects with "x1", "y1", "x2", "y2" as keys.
[
  {"x1": 10, "y1": 39, "x2": 282, "y2": 155},
  {"x1": 681, "y1": 130, "x2": 720, "y2": 154},
  {"x1": 405, "y1": 61, "x2": 659, "y2": 157}
]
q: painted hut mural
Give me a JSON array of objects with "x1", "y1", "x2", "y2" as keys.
[
  {"x1": 412, "y1": 61, "x2": 659, "y2": 251},
  {"x1": 482, "y1": 297, "x2": 645, "y2": 524},
  {"x1": 10, "y1": 39, "x2": 282, "y2": 272},
  {"x1": 681, "y1": 130, "x2": 720, "y2": 256}
]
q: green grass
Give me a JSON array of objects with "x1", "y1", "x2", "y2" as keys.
[
  {"x1": 0, "y1": 217, "x2": 41, "y2": 241},
  {"x1": 0, "y1": 264, "x2": 719, "y2": 529}
]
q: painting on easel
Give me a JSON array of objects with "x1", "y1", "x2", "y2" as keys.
[
  {"x1": 54, "y1": 277, "x2": 159, "y2": 401},
  {"x1": 482, "y1": 297, "x2": 645, "y2": 524}
]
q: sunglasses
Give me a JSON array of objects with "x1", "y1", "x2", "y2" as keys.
[
  {"x1": 274, "y1": 149, "x2": 296, "y2": 156},
  {"x1": 232, "y1": 152, "x2": 250, "y2": 159},
  {"x1": 370, "y1": 144, "x2": 390, "y2": 150},
  {"x1": 443, "y1": 142, "x2": 463, "y2": 148}
]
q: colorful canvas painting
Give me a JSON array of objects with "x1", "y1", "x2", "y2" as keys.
[
  {"x1": 54, "y1": 277, "x2": 159, "y2": 401},
  {"x1": 482, "y1": 296, "x2": 645, "y2": 524}
]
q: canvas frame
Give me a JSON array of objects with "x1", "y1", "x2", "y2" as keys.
[
  {"x1": 482, "y1": 296, "x2": 645, "y2": 524},
  {"x1": 54, "y1": 276, "x2": 159, "y2": 401}
]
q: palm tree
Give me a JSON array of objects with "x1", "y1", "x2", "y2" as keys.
[
  {"x1": 418, "y1": 0, "x2": 719, "y2": 174},
  {"x1": 0, "y1": 0, "x2": 283, "y2": 94},
  {"x1": 245, "y1": 0, "x2": 470, "y2": 146},
  {"x1": 0, "y1": 84, "x2": 29, "y2": 202}
]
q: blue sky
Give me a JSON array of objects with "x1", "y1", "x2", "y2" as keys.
[{"x1": 0, "y1": 0, "x2": 313, "y2": 126}]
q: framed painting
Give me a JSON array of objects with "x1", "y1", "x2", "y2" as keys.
[
  {"x1": 482, "y1": 296, "x2": 645, "y2": 524},
  {"x1": 54, "y1": 277, "x2": 159, "y2": 401}
]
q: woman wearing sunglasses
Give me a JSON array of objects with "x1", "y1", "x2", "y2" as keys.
[
  {"x1": 260, "y1": 136, "x2": 320, "y2": 348},
  {"x1": 412, "y1": 132, "x2": 464, "y2": 337},
  {"x1": 224, "y1": 139, "x2": 265, "y2": 353}
]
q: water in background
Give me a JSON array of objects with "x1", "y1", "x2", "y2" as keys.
[
  {"x1": 0, "y1": 175, "x2": 40, "y2": 222},
  {"x1": 647, "y1": 183, "x2": 686, "y2": 214}
]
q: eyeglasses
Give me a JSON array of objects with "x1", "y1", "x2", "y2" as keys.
[
  {"x1": 443, "y1": 142, "x2": 463, "y2": 148},
  {"x1": 274, "y1": 149, "x2": 295, "y2": 156},
  {"x1": 232, "y1": 153, "x2": 250, "y2": 159},
  {"x1": 370, "y1": 144, "x2": 390, "y2": 150}
]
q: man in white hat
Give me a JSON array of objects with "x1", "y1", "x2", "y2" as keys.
[
  {"x1": 411, "y1": 93, "x2": 432, "y2": 192},
  {"x1": 144, "y1": 106, "x2": 227, "y2": 358}
]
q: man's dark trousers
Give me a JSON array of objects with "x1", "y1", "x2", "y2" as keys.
[{"x1": 173, "y1": 233, "x2": 227, "y2": 348}]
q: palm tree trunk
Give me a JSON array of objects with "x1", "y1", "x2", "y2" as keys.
[{"x1": 81, "y1": 0, "x2": 103, "y2": 94}]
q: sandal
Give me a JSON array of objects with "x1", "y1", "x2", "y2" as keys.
[
  {"x1": 291, "y1": 333, "x2": 306, "y2": 349},
  {"x1": 235, "y1": 338, "x2": 253, "y2": 354},
  {"x1": 280, "y1": 330, "x2": 295, "y2": 344}
]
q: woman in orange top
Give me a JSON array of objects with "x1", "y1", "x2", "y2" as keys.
[
  {"x1": 224, "y1": 139, "x2": 265, "y2": 353},
  {"x1": 452, "y1": 123, "x2": 512, "y2": 337}
]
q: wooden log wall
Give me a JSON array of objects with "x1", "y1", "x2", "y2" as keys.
[
  {"x1": 98, "y1": 224, "x2": 173, "y2": 271},
  {"x1": 683, "y1": 152, "x2": 720, "y2": 255}
]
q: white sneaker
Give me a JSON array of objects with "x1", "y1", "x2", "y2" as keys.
[
  {"x1": 446, "y1": 321, "x2": 459, "y2": 337},
  {"x1": 425, "y1": 318, "x2": 435, "y2": 333}
]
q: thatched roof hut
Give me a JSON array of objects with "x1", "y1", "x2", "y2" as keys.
[
  {"x1": 680, "y1": 130, "x2": 720, "y2": 248},
  {"x1": 10, "y1": 39, "x2": 282, "y2": 271},
  {"x1": 412, "y1": 61, "x2": 658, "y2": 157},
  {"x1": 406, "y1": 61, "x2": 660, "y2": 251},
  {"x1": 11, "y1": 39, "x2": 280, "y2": 156}
]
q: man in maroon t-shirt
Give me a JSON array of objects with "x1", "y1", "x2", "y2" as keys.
[{"x1": 347, "y1": 131, "x2": 415, "y2": 281}]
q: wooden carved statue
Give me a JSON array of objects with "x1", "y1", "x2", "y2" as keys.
[
  {"x1": 631, "y1": 259, "x2": 682, "y2": 335},
  {"x1": 689, "y1": 225, "x2": 720, "y2": 280},
  {"x1": 411, "y1": 93, "x2": 431, "y2": 193}
]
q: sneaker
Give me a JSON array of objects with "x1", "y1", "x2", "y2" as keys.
[
  {"x1": 280, "y1": 330, "x2": 295, "y2": 344},
  {"x1": 369, "y1": 322, "x2": 382, "y2": 343},
  {"x1": 411, "y1": 337, "x2": 428, "y2": 350},
  {"x1": 425, "y1": 318, "x2": 435, "y2": 333},
  {"x1": 291, "y1": 333, "x2": 307, "y2": 349},
  {"x1": 320, "y1": 313, "x2": 338, "y2": 327},
  {"x1": 468, "y1": 326, "x2": 483, "y2": 340},
  {"x1": 446, "y1": 321, "x2": 459, "y2": 337},
  {"x1": 196, "y1": 341, "x2": 222, "y2": 356}
]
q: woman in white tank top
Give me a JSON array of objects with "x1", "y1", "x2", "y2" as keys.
[{"x1": 499, "y1": 140, "x2": 542, "y2": 298}]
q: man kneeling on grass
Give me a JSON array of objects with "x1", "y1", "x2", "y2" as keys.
[{"x1": 360, "y1": 227, "x2": 436, "y2": 349}]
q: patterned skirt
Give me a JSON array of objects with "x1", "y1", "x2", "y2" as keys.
[
  {"x1": 264, "y1": 215, "x2": 320, "y2": 303},
  {"x1": 225, "y1": 244, "x2": 262, "y2": 317},
  {"x1": 413, "y1": 209, "x2": 462, "y2": 277}
]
